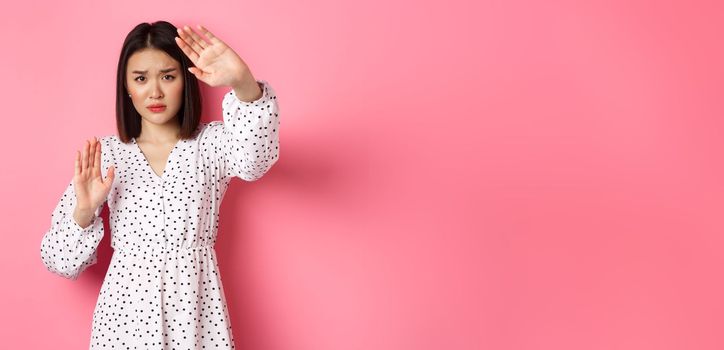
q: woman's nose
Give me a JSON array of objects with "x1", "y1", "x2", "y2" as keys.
[{"x1": 150, "y1": 82, "x2": 164, "y2": 99}]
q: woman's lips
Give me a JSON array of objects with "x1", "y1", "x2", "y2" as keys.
[{"x1": 147, "y1": 106, "x2": 166, "y2": 113}]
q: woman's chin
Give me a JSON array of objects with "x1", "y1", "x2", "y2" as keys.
[{"x1": 140, "y1": 114, "x2": 178, "y2": 126}]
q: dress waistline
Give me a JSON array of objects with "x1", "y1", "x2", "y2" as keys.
[{"x1": 112, "y1": 243, "x2": 215, "y2": 256}]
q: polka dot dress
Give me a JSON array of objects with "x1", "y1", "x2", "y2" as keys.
[{"x1": 40, "y1": 80, "x2": 279, "y2": 349}]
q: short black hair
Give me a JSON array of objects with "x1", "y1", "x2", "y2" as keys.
[{"x1": 115, "y1": 20, "x2": 202, "y2": 143}]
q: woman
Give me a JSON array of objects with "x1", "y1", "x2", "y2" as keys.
[{"x1": 39, "y1": 20, "x2": 280, "y2": 349}]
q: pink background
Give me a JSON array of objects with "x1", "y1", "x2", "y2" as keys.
[{"x1": 1, "y1": 0, "x2": 723, "y2": 349}]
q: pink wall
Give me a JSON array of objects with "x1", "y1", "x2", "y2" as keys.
[{"x1": 1, "y1": 0, "x2": 723, "y2": 349}]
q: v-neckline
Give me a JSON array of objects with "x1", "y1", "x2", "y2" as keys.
[{"x1": 132, "y1": 137, "x2": 183, "y2": 180}]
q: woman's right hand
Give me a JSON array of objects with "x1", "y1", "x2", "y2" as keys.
[{"x1": 74, "y1": 137, "x2": 115, "y2": 214}]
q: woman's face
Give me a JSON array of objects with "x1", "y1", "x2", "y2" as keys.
[{"x1": 125, "y1": 48, "x2": 184, "y2": 127}]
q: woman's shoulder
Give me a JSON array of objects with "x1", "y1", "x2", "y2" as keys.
[
  {"x1": 200, "y1": 120, "x2": 222, "y2": 129},
  {"x1": 97, "y1": 134, "x2": 127, "y2": 148},
  {"x1": 195, "y1": 120, "x2": 224, "y2": 139},
  {"x1": 92, "y1": 134, "x2": 114, "y2": 145}
]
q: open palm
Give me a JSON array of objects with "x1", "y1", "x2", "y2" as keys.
[
  {"x1": 74, "y1": 138, "x2": 114, "y2": 212},
  {"x1": 175, "y1": 24, "x2": 251, "y2": 88}
]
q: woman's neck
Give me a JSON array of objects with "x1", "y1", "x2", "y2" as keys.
[{"x1": 137, "y1": 119, "x2": 181, "y2": 144}]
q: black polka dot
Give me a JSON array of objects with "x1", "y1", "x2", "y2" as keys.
[{"x1": 40, "y1": 80, "x2": 280, "y2": 349}]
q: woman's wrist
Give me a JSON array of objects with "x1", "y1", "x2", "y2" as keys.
[
  {"x1": 232, "y1": 77, "x2": 262, "y2": 102},
  {"x1": 73, "y1": 206, "x2": 96, "y2": 229}
]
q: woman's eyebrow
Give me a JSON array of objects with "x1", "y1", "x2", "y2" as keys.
[{"x1": 131, "y1": 68, "x2": 178, "y2": 74}]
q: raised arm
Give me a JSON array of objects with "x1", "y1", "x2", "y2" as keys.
[
  {"x1": 40, "y1": 137, "x2": 114, "y2": 280},
  {"x1": 175, "y1": 25, "x2": 281, "y2": 181}
]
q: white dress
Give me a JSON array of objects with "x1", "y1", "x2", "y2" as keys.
[{"x1": 40, "y1": 80, "x2": 280, "y2": 349}]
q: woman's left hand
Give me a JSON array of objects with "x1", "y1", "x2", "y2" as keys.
[{"x1": 175, "y1": 24, "x2": 255, "y2": 90}]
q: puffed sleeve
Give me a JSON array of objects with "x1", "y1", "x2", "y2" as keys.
[
  {"x1": 211, "y1": 79, "x2": 280, "y2": 181},
  {"x1": 40, "y1": 166, "x2": 108, "y2": 280}
]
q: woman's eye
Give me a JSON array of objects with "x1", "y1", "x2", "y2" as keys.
[{"x1": 134, "y1": 75, "x2": 174, "y2": 82}]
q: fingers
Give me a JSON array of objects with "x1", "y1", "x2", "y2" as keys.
[
  {"x1": 104, "y1": 165, "x2": 115, "y2": 186},
  {"x1": 75, "y1": 150, "x2": 81, "y2": 176},
  {"x1": 188, "y1": 67, "x2": 205, "y2": 80},
  {"x1": 175, "y1": 36, "x2": 199, "y2": 62},
  {"x1": 197, "y1": 25, "x2": 223, "y2": 46},
  {"x1": 78, "y1": 137, "x2": 100, "y2": 177},
  {"x1": 183, "y1": 25, "x2": 209, "y2": 51},
  {"x1": 81, "y1": 140, "x2": 89, "y2": 174},
  {"x1": 175, "y1": 24, "x2": 223, "y2": 62},
  {"x1": 176, "y1": 27, "x2": 203, "y2": 62},
  {"x1": 93, "y1": 137, "x2": 102, "y2": 177},
  {"x1": 88, "y1": 137, "x2": 96, "y2": 170}
]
